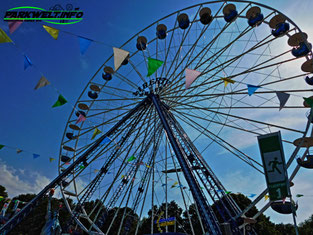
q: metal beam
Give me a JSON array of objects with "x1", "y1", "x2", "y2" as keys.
[{"x1": 149, "y1": 93, "x2": 222, "y2": 235}]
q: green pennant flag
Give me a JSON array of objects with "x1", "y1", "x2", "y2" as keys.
[
  {"x1": 225, "y1": 191, "x2": 232, "y2": 194},
  {"x1": 296, "y1": 194, "x2": 304, "y2": 198},
  {"x1": 79, "y1": 165, "x2": 85, "y2": 169},
  {"x1": 147, "y1": 58, "x2": 164, "y2": 77},
  {"x1": 52, "y1": 95, "x2": 67, "y2": 108},
  {"x1": 304, "y1": 97, "x2": 313, "y2": 108},
  {"x1": 0, "y1": 145, "x2": 4, "y2": 150},
  {"x1": 127, "y1": 155, "x2": 136, "y2": 162}
]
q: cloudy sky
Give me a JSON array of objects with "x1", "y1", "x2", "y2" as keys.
[{"x1": 0, "y1": 0, "x2": 313, "y2": 227}]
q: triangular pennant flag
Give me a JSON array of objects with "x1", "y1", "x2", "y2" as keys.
[
  {"x1": 33, "y1": 154, "x2": 40, "y2": 159},
  {"x1": 43, "y1": 25, "x2": 59, "y2": 40},
  {"x1": 24, "y1": 55, "x2": 32, "y2": 70},
  {"x1": 91, "y1": 128, "x2": 102, "y2": 140},
  {"x1": 264, "y1": 195, "x2": 269, "y2": 201},
  {"x1": 79, "y1": 165, "x2": 85, "y2": 169},
  {"x1": 49, "y1": 158, "x2": 55, "y2": 162},
  {"x1": 0, "y1": 28, "x2": 12, "y2": 43},
  {"x1": 248, "y1": 193, "x2": 257, "y2": 198},
  {"x1": 76, "y1": 114, "x2": 86, "y2": 124},
  {"x1": 225, "y1": 191, "x2": 231, "y2": 194},
  {"x1": 221, "y1": 77, "x2": 235, "y2": 87},
  {"x1": 100, "y1": 137, "x2": 111, "y2": 145},
  {"x1": 78, "y1": 36, "x2": 92, "y2": 55},
  {"x1": 65, "y1": 162, "x2": 70, "y2": 165},
  {"x1": 16, "y1": 149, "x2": 22, "y2": 154},
  {"x1": 185, "y1": 68, "x2": 201, "y2": 89},
  {"x1": 34, "y1": 76, "x2": 50, "y2": 90},
  {"x1": 147, "y1": 58, "x2": 164, "y2": 77},
  {"x1": 52, "y1": 95, "x2": 67, "y2": 108},
  {"x1": 113, "y1": 47, "x2": 129, "y2": 71},
  {"x1": 94, "y1": 169, "x2": 99, "y2": 173},
  {"x1": 121, "y1": 174, "x2": 125, "y2": 179},
  {"x1": 8, "y1": 21, "x2": 23, "y2": 34},
  {"x1": 296, "y1": 194, "x2": 304, "y2": 198},
  {"x1": 127, "y1": 155, "x2": 136, "y2": 162},
  {"x1": 145, "y1": 163, "x2": 151, "y2": 168},
  {"x1": 171, "y1": 182, "x2": 178, "y2": 188},
  {"x1": 247, "y1": 84, "x2": 261, "y2": 96},
  {"x1": 0, "y1": 145, "x2": 5, "y2": 150},
  {"x1": 162, "y1": 183, "x2": 166, "y2": 187},
  {"x1": 217, "y1": 189, "x2": 224, "y2": 193},
  {"x1": 303, "y1": 97, "x2": 313, "y2": 108},
  {"x1": 276, "y1": 92, "x2": 290, "y2": 111}
]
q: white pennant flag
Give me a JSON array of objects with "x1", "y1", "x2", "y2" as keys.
[
  {"x1": 113, "y1": 47, "x2": 129, "y2": 71},
  {"x1": 276, "y1": 91, "x2": 290, "y2": 111},
  {"x1": 34, "y1": 76, "x2": 50, "y2": 90},
  {"x1": 185, "y1": 68, "x2": 201, "y2": 89}
]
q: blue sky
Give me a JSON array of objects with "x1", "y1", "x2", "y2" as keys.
[{"x1": 1, "y1": 0, "x2": 313, "y2": 227}]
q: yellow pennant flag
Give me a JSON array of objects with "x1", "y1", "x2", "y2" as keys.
[
  {"x1": 264, "y1": 195, "x2": 269, "y2": 201},
  {"x1": 94, "y1": 169, "x2": 99, "y2": 173},
  {"x1": 43, "y1": 25, "x2": 60, "y2": 40},
  {"x1": 171, "y1": 181, "x2": 178, "y2": 188},
  {"x1": 0, "y1": 28, "x2": 12, "y2": 43},
  {"x1": 49, "y1": 157, "x2": 55, "y2": 162},
  {"x1": 221, "y1": 77, "x2": 235, "y2": 87},
  {"x1": 91, "y1": 128, "x2": 102, "y2": 140},
  {"x1": 145, "y1": 163, "x2": 151, "y2": 168}
]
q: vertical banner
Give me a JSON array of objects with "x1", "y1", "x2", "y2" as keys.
[{"x1": 257, "y1": 131, "x2": 290, "y2": 201}]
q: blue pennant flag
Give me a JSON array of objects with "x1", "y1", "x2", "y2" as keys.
[
  {"x1": 217, "y1": 189, "x2": 224, "y2": 193},
  {"x1": 78, "y1": 36, "x2": 92, "y2": 55},
  {"x1": 247, "y1": 84, "x2": 261, "y2": 96},
  {"x1": 162, "y1": 183, "x2": 166, "y2": 187},
  {"x1": 33, "y1": 153, "x2": 40, "y2": 159},
  {"x1": 24, "y1": 55, "x2": 32, "y2": 70},
  {"x1": 248, "y1": 193, "x2": 257, "y2": 198},
  {"x1": 100, "y1": 137, "x2": 111, "y2": 145}
]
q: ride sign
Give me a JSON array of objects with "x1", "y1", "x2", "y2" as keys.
[{"x1": 257, "y1": 131, "x2": 290, "y2": 201}]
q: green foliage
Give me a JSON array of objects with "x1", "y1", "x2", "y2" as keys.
[
  {"x1": 0, "y1": 185, "x2": 8, "y2": 198},
  {"x1": 0, "y1": 185, "x2": 312, "y2": 234}
]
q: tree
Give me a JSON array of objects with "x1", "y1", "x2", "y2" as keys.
[
  {"x1": 0, "y1": 185, "x2": 8, "y2": 198},
  {"x1": 299, "y1": 214, "x2": 313, "y2": 235}
]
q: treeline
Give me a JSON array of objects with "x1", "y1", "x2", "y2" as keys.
[{"x1": 0, "y1": 185, "x2": 312, "y2": 234}]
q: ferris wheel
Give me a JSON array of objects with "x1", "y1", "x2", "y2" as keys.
[{"x1": 56, "y1": 1, "x2": 313, "y2": 234}]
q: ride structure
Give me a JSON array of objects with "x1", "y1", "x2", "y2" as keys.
[{"x1": 1, "y1": 1, "x2": 313, "y2": 234}]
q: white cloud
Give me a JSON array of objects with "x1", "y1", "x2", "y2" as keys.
[{"x1": 0, "y1": 161, "x2": 51, "y2": 197}]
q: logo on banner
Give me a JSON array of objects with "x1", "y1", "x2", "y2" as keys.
[{"x1": 4, "y1": 4, "x2": 83, "y2": 25}]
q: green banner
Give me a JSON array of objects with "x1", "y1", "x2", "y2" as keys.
[{"x1": 257, "y1": 131, "x2": 290, "y2": 201}]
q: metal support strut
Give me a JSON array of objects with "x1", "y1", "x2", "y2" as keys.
[
  {"x1": 0, "y1": 97, "x2": 149, "y2": 235},
  {"x1": 149, "y1": 93, "x2": 222, "y2": 235}
]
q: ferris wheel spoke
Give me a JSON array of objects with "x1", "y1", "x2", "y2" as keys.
[
  {"x1": 83, "y1": 111, "x2": 156, "y2": 223},
  {"x1": 64, "y1": 106, "x2": 154, "y2": 189},
  {"x1": 168, "y1": 1, "x2": 251, "y2": 90},
  {"x1": 114, "y1": 71, "x2": 141, "y2": 89},
  {"x1": 174, "y1": 111, "x2": 264, "y2": 173},
  {"x1": 164, "y1": 6, "x2": 207, "y2": 80},
  {"x1": 163, "y1": 26, "x2": 284, "y2": 98},
  {"x1": 171, "y1": 100, "x2": 306, "y2": 134},
  {"x1": 162, "y1": 16, "x2": 234, "y2": 93}
]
